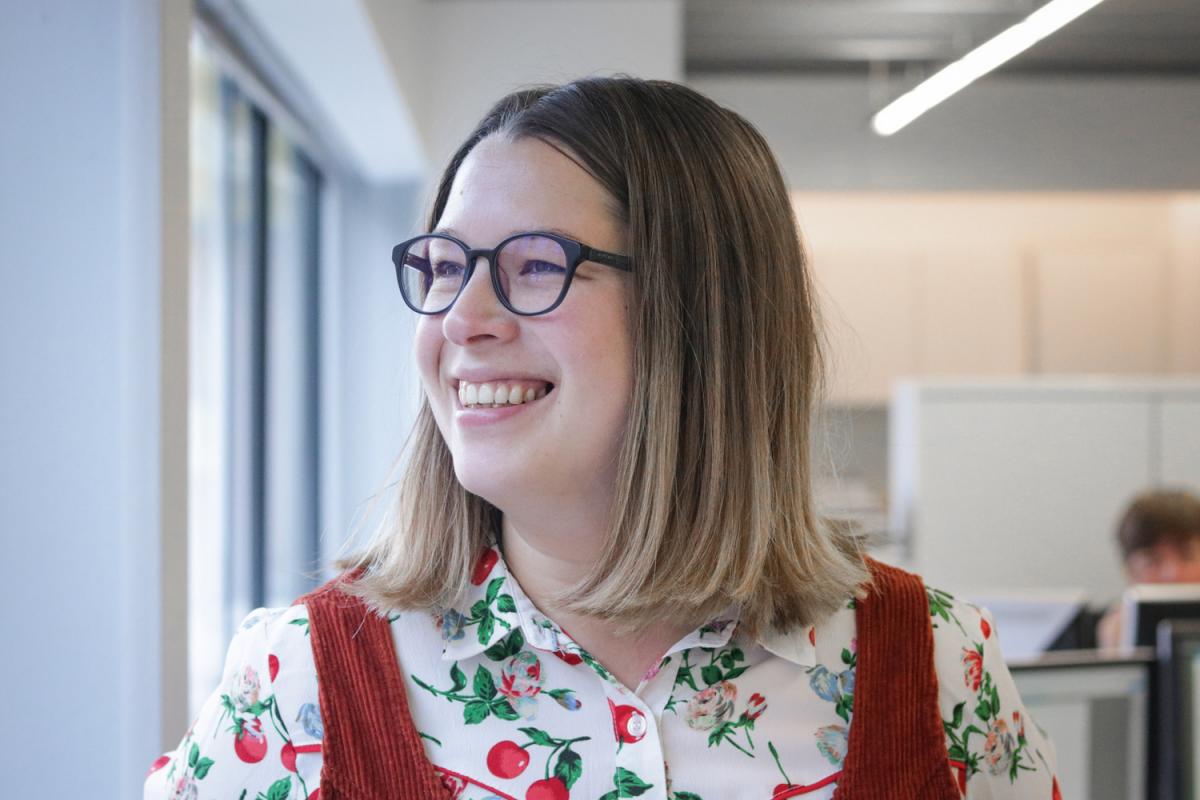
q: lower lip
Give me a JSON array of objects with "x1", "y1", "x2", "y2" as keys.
[{"x1": 453, "y1": 391, "x2": 551, "y2": 427}]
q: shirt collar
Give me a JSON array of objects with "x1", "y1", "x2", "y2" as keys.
[
  {"x1": 437, "y1": 544, "x2": 819, "y2": 669},
  {"x1": 758, "y1": 623, "x2": 818, "y2": 668},
  {"x1": 438, "y1": 545, "x2": 524, "y2": 661}
]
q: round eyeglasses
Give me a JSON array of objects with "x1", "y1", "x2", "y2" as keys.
[{"x1": 392, "y1": 231, "x2": 633, "y2": 316}]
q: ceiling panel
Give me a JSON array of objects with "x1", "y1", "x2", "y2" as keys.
[{"x1": 687, "y1": 0, "x2": 1200, "y2": 75}]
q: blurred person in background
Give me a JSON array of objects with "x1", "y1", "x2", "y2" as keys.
[
  {"x1": 1098, "y1": 487, "x2": 1200, "y2": 649},
  {"x1": 147, "y1": 77, "x2": 1057, "y2": 800}
]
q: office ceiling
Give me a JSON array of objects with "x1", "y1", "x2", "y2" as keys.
[{"x1": 686, "y1": 0, "x2": 1200, "y2": 76}]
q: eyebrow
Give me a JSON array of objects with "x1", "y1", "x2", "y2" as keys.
[{"x1": 431, "y1": 226, "x2": 584, "y2": 244}]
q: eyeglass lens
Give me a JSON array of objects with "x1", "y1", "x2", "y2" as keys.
[{"x1": 400, "y1": 235, "x2": 570, "y2": 314}]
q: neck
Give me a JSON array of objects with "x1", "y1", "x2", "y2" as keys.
[
  {"x1": 498, "y1": 512, "x2": 702, "y2": 691},
  {"x1": 498, "y1": 511, "x2": 600, "y2": 617}
]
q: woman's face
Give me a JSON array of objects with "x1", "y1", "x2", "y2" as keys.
[{"x1": 414, "y1": 135, "x2": 633, "y2": 515}]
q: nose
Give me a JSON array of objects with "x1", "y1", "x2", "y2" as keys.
[{"x1": 441, "y1": 256, "x2": 518, "y2": 345}]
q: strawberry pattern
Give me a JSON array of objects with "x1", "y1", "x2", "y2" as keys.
[{"x1": 146, "y1": 551, "x2": 1059, "y2": 799}]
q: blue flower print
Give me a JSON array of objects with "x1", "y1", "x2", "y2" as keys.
[
  {"x1": 435, "y1": 608, "x2": 467, "y2": 642},
  {"x1": 296, "y1": 702, "x2": 323, "y2": 739}
]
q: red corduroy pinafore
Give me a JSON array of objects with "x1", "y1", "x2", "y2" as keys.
[{"x1": 300, "y1": 558, "x2": 959, "y2": 799}]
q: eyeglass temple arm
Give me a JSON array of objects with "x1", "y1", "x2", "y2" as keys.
[{"x1": 580, "y1": 246, "x2": 633, "y2": 272}]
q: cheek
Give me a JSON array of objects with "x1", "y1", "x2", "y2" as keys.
[{"x1": 413, "y1": 318, "x2": 443, "y2": 389}]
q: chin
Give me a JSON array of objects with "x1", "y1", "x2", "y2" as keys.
[{"x1": 451, "y1": 458, "x2": 519, "y2": 510}]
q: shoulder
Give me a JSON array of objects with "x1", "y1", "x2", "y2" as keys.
[
  {"x1": 919, "y1": 582, "x2": 1061, "y2": 797},
  {"x1": 144, "y1": 604, "x2": 321, "y2": 798},
  {"x1": 233, "y1": 604, "x2": 314, "y2": 664}
]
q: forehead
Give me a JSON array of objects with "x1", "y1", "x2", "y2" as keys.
[{"x1": 436, "y1": 135, "x2": 622, "y2": 246}]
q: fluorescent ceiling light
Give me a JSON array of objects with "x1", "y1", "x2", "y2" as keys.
[{"x1": 871, "y1": 0, "x2": 1108, "y2": 136}]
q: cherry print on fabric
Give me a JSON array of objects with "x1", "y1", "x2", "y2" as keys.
[
  {"x1": 472, "y1": 547, "x2": 500, "y2": 586},
  {"x1": 487, "y1": 727, "x2": 590, "y2": 791},
  {"x1": 488, "y1": 740, "x2": 532, "y2": 778}
]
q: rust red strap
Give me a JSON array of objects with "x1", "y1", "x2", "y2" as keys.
[
  {"x1": 831, "y1": 558, "x2": 960, "y2": 800},
  {"x1": 301, "y1": 575, "x2": 451, "y2": 800}
]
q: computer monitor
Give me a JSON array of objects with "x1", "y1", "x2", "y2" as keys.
[
  {"x1": 1156, "y1": 619, "x2": 1200, "y2": 800},
  {"x1": 967, "y1": 590, "x2": 1088, "y2": 659},
  {"x1": 1011, "y1": 651, "x2": 1151, "y2": 800},
  {"x1": 1122, "y1": 584, "x2": 1200, "y2": 649}
]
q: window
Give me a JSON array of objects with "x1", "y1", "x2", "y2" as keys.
[{"x1": 189, "y1": 29, "x2": 324, "y2": 715}]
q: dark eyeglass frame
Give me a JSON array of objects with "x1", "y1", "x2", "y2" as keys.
[{"x1": 392, "y1": 230, "x2": 633, "y2": 317}]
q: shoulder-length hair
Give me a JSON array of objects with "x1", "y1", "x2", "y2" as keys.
[{"x1": 345, "y1": 76, "x2": 868, "y2": 637}]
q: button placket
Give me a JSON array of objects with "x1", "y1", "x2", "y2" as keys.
[{"x1": 606, "y1": 686, "x2": 667, "y2": 798}]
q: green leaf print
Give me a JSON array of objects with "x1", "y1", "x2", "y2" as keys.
[
  {"x1": 449, "y1": 662, "x2": 468, "y2": 692},
  {"x1": 485, "y1": 576, "x2": 504, "y2": 604},
  {"x1": 288, "y1": 617, "x2": 310, "y2": 635},
  {"x1": 615, "y1": 767, "x2": 654, "y2": 796},
  {"x1": 490, "y1": 697, "x2": 520, "y2": 721},
  {"x1": 258, "y1": 777, "x2": 292, "y2": 800},
  {"x1": 950, "y1": 701, "x2": 964, "y2": 729},
  {"x1": 474, "y1": 665, "x2": 497, "y2": 700},
  {"x1": 484, "y1": 628, "x2": 524, "y2": 661},
  {"x1": 188, "y1": 743, "x2": 199, "y2": 768},
  {"x1": 554, "y1": 747, "x2": 583, "y2": 789},
  {"x1": 927, "y1": 587, "x2": 968, "y2": 635},
  {"x1": 700, "y1": 664, "x2": 723, "y2": 687},
  {"x1": 496, "y1": 593, "x2": 517, "y2": 613},
  {"x1": 976, "y1": 697, "x2": 993, "y2": 720},
  {"x1": 599, "y1": 766, "x2": 655, "y2": 798},
  {"x1": 477, "y1": 610, "x2": 496, "y2": 644},
  {"x1": 520, "y1": 726, "x2": 556, "y2": 747},
  {"x1": 674, "y1": 793, "x2": 704, "y2": 800},
  {"x1": 193, "y1": 757, "x2": 215, "y2": 779},
  {"x1": 463, "y1": 700, "x2": 490, "y2": 725}
]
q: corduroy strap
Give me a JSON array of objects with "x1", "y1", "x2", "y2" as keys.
[
  {"x1": 832, "y1": 558, "x2": 960, "y2": 800},
  {"x1": 302, "y1": 574, "x2": 452, "y2": 800}
]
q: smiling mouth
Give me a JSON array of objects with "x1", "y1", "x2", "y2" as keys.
[{"x1": 457, "y1": 379, "x2": 554, "y2": 409}]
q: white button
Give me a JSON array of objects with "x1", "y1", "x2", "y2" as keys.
[{"x1": 626, "y1": 710, "x2": 647, "y2": 738}]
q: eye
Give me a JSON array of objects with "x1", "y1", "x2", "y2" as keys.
[
  {"x1": 432, "y1": 259, "x2": 466, "y2": 280},
  {"x1": 520, "y1": 259, "x2": 567, "y2": 276}
]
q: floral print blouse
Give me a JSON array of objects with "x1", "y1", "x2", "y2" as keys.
[{"x1": 145, "y1": 548, "x2": 1060, "y2": 800}]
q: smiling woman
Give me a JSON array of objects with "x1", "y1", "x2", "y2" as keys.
[{"x1": 147, "y1": 77, "x2": 1060, "y2": 800}]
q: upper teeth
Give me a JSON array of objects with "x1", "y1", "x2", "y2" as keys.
[{"x1": 458, "y1": 381, "x2": 549, "y2": 408}]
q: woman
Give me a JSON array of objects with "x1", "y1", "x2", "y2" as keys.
[{"x1": 147, "y1": 78, "x2": 1058, "y2": 800}]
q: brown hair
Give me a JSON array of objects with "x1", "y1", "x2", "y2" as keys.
[
  {"x1": 345, "y1": 77, "x2": 868, "y2": 636},
  {"x1": 1117, "y1": 488, "x2": 1200, "y2": 560}
]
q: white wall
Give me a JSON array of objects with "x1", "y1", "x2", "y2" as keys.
[
  {"x1": 692, "y1": 74, "x2": 1200, "y2": 191},
  {"x1": 0, "y1": 0, "x2": 189, "y2": 795},
  {"x1": 368, "y1": 0, "x2": 684, "y2": 171}
]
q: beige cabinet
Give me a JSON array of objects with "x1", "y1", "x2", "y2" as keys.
[
  {"x1": 1033, "y1": 247, "x2": 1169, "y2": 374},
  {"x1": 914, "y1": 248, "x2": 1025, "y2": 376},
  {"x1": 800, "y1": 193, "x2": 1200, "y2": 405},
  {"x1": 811, "y1": 248, "x2": 917, "y2": 405}
]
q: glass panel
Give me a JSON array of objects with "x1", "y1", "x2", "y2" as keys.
[
  {"x1": 263, "y1": 127, "x2": 321, "y2": 608},
  {"x1": 187, "y1": 31, "x2": 237, "y2": 718},
  {"x1": 188, "y1": 29, "x2": 323, "y2": 716}
]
